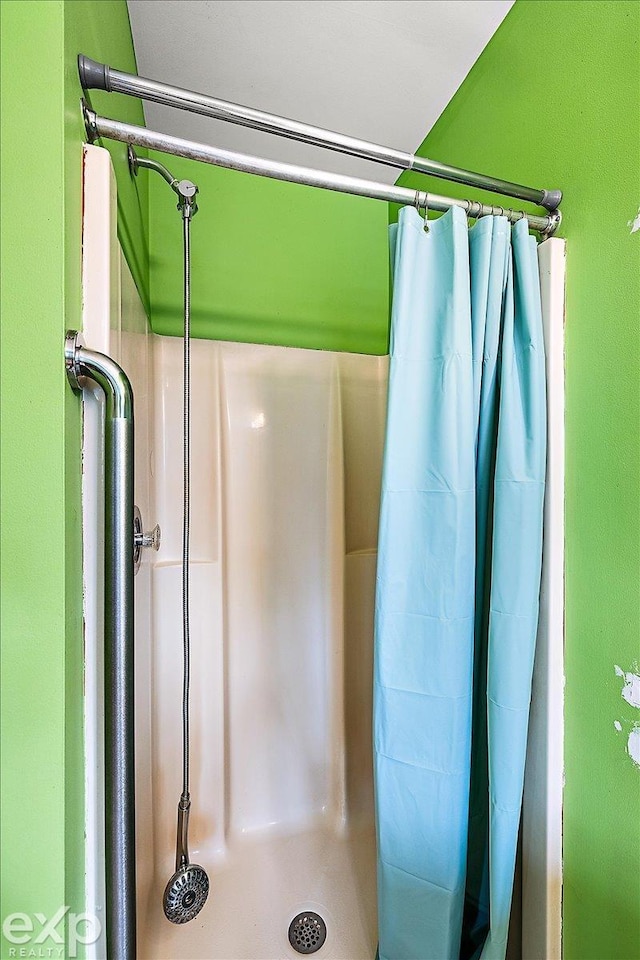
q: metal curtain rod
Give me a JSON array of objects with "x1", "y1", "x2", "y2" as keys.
[
  {"x1": 78, "y1": 55, "x2": 562, "y2": 212},
  {"x1": 82, "y1": 105, "x2": 560, "y2": 236}
]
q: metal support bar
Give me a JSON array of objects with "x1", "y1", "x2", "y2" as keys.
[
  {"x1": 83, "y1": 105, "x2": 560, "y2": 236},
  {"x1": 78, "y1": 55, "x2": 562, "y2": 212},
  {"x1": 65, "y1": 331, "x2": 136, "y2": 960}
]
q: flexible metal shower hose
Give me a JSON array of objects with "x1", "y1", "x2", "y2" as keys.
[{"x1": 181, "y1": 210, "x2": 192, "y2": 802}]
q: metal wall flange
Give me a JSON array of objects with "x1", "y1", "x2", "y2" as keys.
[
  {"x1": 541, "y1": 209, "x2": 562, "y2": 239},
  {"x1": 127, "y1": 145, "x2": 140, "y2": 178},
  {"x1": 65, "y1": 329, "x2": 86, "y2": 391},
  {"x1": 81, "y1": 99, "x2": 99, "y2": 143}
]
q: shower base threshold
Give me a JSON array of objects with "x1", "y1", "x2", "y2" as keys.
[{"x1": 139, "y1": 820, "x2": 377, "y2": 960}]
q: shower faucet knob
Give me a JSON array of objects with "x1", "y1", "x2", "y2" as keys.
[
  {"x1": 133, "y1": 505, "x2": 161, "y2": 574},
  {"x1": 137, "y1": 524, "x2": 161, "y2": 551}
]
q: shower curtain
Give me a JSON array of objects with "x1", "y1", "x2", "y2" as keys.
[{"x1": 374, "y1": 205, "x2": 546, "y2": 960}]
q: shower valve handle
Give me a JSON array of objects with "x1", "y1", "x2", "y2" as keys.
[
  {"x1": 133, "y1": 504, "x2": 161, "y2": 573},
  {"x1": 136, "y1": 525, "x2": 161, "y2": 551}
]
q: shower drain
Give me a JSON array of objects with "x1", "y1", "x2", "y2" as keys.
[{"x1": 288, "y1": 912, "x2": 327, "y2": 954}]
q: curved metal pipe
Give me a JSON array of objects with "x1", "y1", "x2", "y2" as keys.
[
  {"x1": 128, "y1": 145, "x2": 179, "y2": 192},
  {"x1": 65, "y1": 331, "x2": 136, "y2": 960}
]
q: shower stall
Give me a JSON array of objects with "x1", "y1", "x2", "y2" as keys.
[
  {"x1": 144, "y1": 336, "x2": 386, "y2": 959},
  {"x1": 75, "y1": 65, "x2": 565, "y2": 959}
]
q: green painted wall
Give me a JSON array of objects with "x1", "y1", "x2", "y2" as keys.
[
  {"x1": 3, "y1": 1, "x2": 638, "y2": 956},
  {"x1": 0, "y1": 2, "x2": 146, "y2": 955},
  {"x1": 67, "y1": 2, "x2": 150, "y2": 314},
  {"x1": 394, "y1": 3, "x2": 640, "y2": 958},
  {"x1": 148, "y1": 153, "x2": 390, "y2": 354}
]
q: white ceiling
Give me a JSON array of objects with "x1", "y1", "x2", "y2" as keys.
[{"x1": 127, "y1": 0, "x2": 513, "y2": 183}]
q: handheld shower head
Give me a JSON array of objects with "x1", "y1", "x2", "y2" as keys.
[
  {"x1": 155, "y1": 174, "x2": 207, "y2": 927},
  {"x1": 163, "y1": 796, "x2": 209, "y2": 924},
  {"x1": 163, "y1": 862, "x2": 209, "y2": 924}
]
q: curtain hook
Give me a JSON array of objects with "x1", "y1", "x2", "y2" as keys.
[
  {"x1": 421, "y1": 192, "x2": 430, "y2": 233},
  {"x1": 464, "y1": 200, "x2": 471, "y2": 228},
  {"x1": 413, "y1": 191, "x2": 430, "y2": 233}
]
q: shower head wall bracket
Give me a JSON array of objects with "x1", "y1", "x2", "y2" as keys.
[
  {"x1": 128, "y1": 145, "x2": 199, "y2": 217},
  {"x1": 176, "y1": 180, "x2": 198, "y2": 218}
]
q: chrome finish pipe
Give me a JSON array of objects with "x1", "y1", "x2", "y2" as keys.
[
  {"x1": 128, "y1": 145, "x2": 178, "y2": 191},
  {"x1": 410, "y1": 154, "x2": 562, "y2": 213},
  {"x1": 65, "y1": 332, "x2": 136, "y2": 960},
  {"x1": 84, "y1": 107, "x2": 560, "y2": 236},
  {"x1": 78, "y1": 55, "x2": 562, "y2": 211}
]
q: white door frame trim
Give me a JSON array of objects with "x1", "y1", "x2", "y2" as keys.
[{"x1": 522, "y1": 237, "x2": 566, "y2": 960}]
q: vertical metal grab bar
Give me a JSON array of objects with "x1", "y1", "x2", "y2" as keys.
[{"x1": 65, "y1": 331, "x2": 137, "y2": 960}]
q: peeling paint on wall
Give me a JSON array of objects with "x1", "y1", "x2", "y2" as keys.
[
  {"x1": 614, "y1": 664, "x2": 640, "y2": 769},
  {"x1": 613, "y1": 719, "x2": 640, "y2": 769},
  {"x1": 614, "y1": 664, "x2": 640, "y2": 708},
  {"x1": 628, "y1": 726, "x2": 640, "y2": 768},
  {"x1": 628, "y1": 206, "x2": 640, "y2": 233}
]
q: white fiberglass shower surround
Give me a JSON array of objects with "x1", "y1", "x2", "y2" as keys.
[{"x1": 79, "y1": 142, "x2": 564, "y2": 959}]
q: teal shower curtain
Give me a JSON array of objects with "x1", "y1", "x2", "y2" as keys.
[{"x1": 374, "y1": 206, "x2": 546, "y2": 960}]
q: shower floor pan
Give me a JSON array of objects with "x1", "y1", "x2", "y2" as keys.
[{"x1": 139, "y1": 821, "x2": 377, "y2": 959}]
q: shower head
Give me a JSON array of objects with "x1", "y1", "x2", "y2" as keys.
[
  {"x1": 163, "y1": 861, "x2": 209, "y2": 924},
  {"x1": 163, "y1": 795, "x2": 209, "y2": 924}
]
